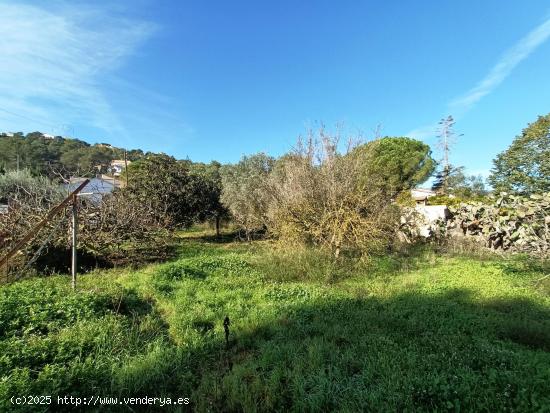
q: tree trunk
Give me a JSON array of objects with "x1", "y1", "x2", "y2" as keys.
[{"x1": 215, "y1": 215, "x2": 221, "y2": 238}]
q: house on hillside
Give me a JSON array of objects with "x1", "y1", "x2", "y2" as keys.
[
  {"x1": 110, "y1": 160, "x2": 131, "y2": 177},
  {"x1": 411, "y1": 188, "x2": 436, "y2": 205}
]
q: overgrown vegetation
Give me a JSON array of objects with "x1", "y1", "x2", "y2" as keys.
[
  {"x1": 0, "y1": 233, "x2": 548, "y2": 412},
  {"x1": 0, "y1": 170, "x2": 169, "y2": 278},
  {"x1": 267, "y1": 132, "x2": 400, "y2": 258},
  {"x1": 447, "y1": 192, "x2": 550, "y2": 256},
  {"x1": 1, "y1": 116, "x2": 548, "y2": 411}
]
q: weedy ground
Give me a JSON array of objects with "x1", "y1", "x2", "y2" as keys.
[{"x1": 0, "y1": 228, "x2": 549, "y2": 412}]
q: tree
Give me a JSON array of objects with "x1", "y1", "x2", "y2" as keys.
[
  {"x1": 350, "y1": 137, "x2": 435, "y2": 197},
  {"x1": 432, "y1": 116, "x2": 462, "y2": 194},
  {"x1": 489, "y1": 113, "x2": 550, "y2": 194},
  {"x1": 0, "y1": 169, "x2": 163, "y2": 276},
  {"x1": 432, "y1": 164, "x2": 459, "y2": 195},
  {"x1": 0, "y1": 133, "x2": 144, "y2": 179},
  {"x1": 188, "y1": 161, "x2": 229, "y2": 237},
  {"x1": 123, "y1": 154, "x2": 206, "y2": 229},
  {"x1": 432, "y1": 165, "x2": 487, "y2": 198},
  {"x1": 267, "y1": 130, "x2": 399, "y2": 258},
  {"x1": 220, "y1": 153, "x2": 275, "y2": 239}
]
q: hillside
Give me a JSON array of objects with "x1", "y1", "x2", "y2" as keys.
[
  {"x1": 0, "y1": 132, "x2": 145, "y2": 176},
  {"x1": 1, "y1": 229, "x2": 548, "y2": 412}
]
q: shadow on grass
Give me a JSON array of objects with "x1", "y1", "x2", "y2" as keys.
[
  {"x1": 179, "y1": 230, "x2": 243, "y2": 244},
  {"x1": 198, "y1": 290, "x2": 550, "y2": 412},
  {"x1": 494, "y1": 254, "x2": 549, "y2": 277},
  {"x1": 30, "y1": 243, "x2": 181, "y2": 275},
  {"x1": 4, "y1": 287, "x2": 548, "y2": 412}
]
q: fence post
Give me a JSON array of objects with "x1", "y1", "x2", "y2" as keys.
[
  {"x1": 71, "y1": 194, "x2": 78, "y2": 290},
  {"x1": 0, "y1": 179, "x2": 89, "y2": 274}
]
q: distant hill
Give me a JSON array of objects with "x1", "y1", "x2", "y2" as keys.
[{"x1": 0, "y1": 131, "x2": 145, "y2": 177}]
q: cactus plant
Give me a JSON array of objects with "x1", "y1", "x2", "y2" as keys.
[{"x1": 447, "y1": 192, "x2": 549, "y2": 255}]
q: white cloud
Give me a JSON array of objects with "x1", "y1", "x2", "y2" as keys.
[
  {"x1": 405, "y1": 123, "x2": 439, "y2": 141},
  {"x1": 450, "y1": 16, "x2": 550, "y2": 113},
  {"x1": 406, "y1": 15, "x2": 550, "y2": 140},
  {"x1": 0, "y1": 2, "x2": 156, "y2": 137}
]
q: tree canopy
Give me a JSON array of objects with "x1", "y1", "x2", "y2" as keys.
[
  {"x1": 220, "y1": 153, "x2": 275, "y2": 238},
  {"x1": 123, "y1": 154, "x2": 206, "y2": 229},
  {"x1": 187, "y1": 161, "x2": 229, "y2": 235},
  {"x1": 0, "y1": 132, "x2": 144, "y2": 177},
  {"x1": 350, "y1": 137, "x2": 436, "y2": 196},
  {"x1": 432, "y1": 165, "x2": 487, "y2": 198},
  {"x1": 488, "y1": 113, "x2": 550, "y2": 195}
]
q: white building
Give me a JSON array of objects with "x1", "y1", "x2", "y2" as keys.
[{"x1": 110, "y1": 160, "x2": 131, "y2": 176}]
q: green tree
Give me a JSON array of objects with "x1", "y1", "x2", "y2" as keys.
[
  {"x1": 432, "y1": 165, "x2": 487, "y2": 198},
  {"x1": 0, "y1": 133, "x2": 144, "y2": 179},
  {"x1": 350, "y1": 137, "x2": 436, "y2": 197},
  {"x1": 188, "y1": 161, "x2": 229, "y2": 237},
  {"x1": 123, "y1": 154, "x2": 205, "y2": 228},
  {"x1": 489, "y1": 113, "x2": 550, "y2": 194},
  {"x1": 220, "y1": 153, "x2": 275, "y2": 239}
]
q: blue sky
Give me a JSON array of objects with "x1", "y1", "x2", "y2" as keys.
[{"x1": 1, "y1": 1, "x2": 549, "y2": 177}]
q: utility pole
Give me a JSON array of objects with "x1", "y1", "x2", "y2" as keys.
[{"x1": 71, "y1": 194, "x2": 78, "y2": 290}]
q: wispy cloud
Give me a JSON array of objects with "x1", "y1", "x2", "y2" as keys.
[
  {"x1": 0, "y1": 2, "x2": 157, "y2": 138},
  {"x1": 450, "y1": 16, "x2": 550, "y2": 113},
  {"x1": 406, "y1": 15, "x2": 550, "y2": 140}
]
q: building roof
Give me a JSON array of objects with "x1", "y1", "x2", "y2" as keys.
[
  {"x1": 411, "y1": 188, "x2": 436, "y2": 201},
  {"x1": 110, "y1": 159, "x2": 131, "y2": 166}
]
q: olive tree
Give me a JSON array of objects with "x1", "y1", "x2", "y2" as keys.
[
  {"x1": 220, "y1": 153, "x2": 274, "y2": 239},
  {"x1": 187, "y1": 161, "x2": 229, "y2": 236}
]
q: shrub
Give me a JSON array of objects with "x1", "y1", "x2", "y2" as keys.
[{"x1": 267, "y1": 129, "x2": 399, "y2": 258}]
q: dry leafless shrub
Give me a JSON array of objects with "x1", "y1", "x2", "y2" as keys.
[
  {"x1": 267, "y1": 128, "x2": 399, "y2": 258},
  {"x1": 0, "y1": 170, "x2": 166, "y2": 278}
]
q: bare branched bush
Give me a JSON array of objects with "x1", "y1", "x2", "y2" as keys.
[
  {"x1": 0, "y1": 170, "x2": 167, "y2": 278},
  {"x1": 267, "y1": 128, "x2": 399, "y2": 258},
  {"x1": 0, "y1": 170, "x2": 65, "y2": 256}
]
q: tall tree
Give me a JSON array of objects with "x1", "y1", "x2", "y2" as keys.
[
  {"x1": 433, "y1": 116, "x2": 461, "y2": 194},
  {"x1": 489, "y1": 113, "x2": 550, "y2": 194}
]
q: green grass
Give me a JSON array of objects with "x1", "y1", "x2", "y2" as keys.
[{"x1": 0, "y1": 232, "x2": 549, "y2": 412}]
